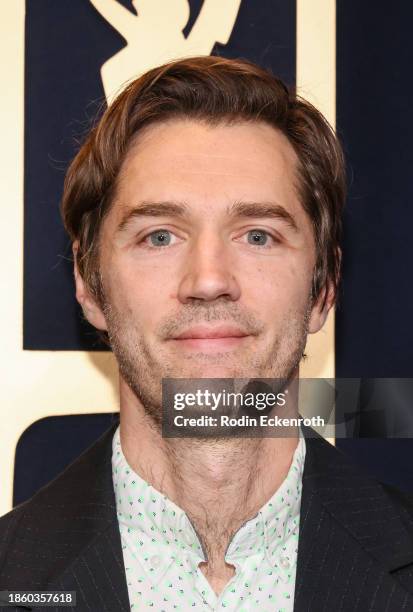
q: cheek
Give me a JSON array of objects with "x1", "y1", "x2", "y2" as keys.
[
  {"x1": 251, "y1": 257, "x2": 313, "y2": 311},
  {"x1": 109, "y1": 260, "x2": 173, "y2": 324}
]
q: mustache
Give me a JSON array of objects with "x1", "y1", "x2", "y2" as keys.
[{"x1": 158, "y1": 303, "x2": 264, "y2": 339}]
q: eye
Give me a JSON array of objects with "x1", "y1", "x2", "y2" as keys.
[
  {"x1": 246, "y1": 229, "x2": 274, "y2": 247},
  {"x1": 143, "y1": 229, "x2": 175, "y2": 247}
]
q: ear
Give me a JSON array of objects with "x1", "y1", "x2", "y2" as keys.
[
  {"x1": 308, "y1": 280, "x2": 336, "y2": 334},
  {"x1": 308, "y1": 248, "x2": 341, "y2": 334},
  {"x1": 73, "y1": 242, "x2": 107, "y2": 331}
]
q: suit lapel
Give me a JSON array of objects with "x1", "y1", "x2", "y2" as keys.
[
  {"x1": 46, "y1": 521, "x2": 130, "y2": 611},
  {"x1": 44, "y1": 422, "x2": 131, "y2": 611},
  {"x1": 294, "y1": 432, "x2": 413, "y2": 611}
]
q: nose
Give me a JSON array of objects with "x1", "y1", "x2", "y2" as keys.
[{"x1": 177, "y1": 232, "x2": 241, "y2": 304}]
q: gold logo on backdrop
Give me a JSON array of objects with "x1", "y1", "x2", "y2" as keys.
[{"x1": 90, "y1": 0, "x2": 242, "y2": 102}]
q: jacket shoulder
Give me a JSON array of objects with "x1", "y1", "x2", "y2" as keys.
[
  {"x1": 0, "y1": 423, "x2": 118, "y2": 589},
  {"x1": 0, "y1": 502, "x2": 27, "y2": 546}
]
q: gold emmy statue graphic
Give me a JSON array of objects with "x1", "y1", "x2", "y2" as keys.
[{"x1": 89, "y1": 0, "x2": 242, "y2": 102}]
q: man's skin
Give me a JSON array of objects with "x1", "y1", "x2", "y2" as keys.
[{"x1": 73, "y1": 119, "x2": 334, "y2": 594}]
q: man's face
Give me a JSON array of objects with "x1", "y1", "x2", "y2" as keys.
[{"x1": 76, "y1": 119, "x2": 331, "y2": 417}]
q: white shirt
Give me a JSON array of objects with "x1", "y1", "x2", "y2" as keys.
[{"x1": 112, "y1": 426, "x2": 306, "y2": 611}]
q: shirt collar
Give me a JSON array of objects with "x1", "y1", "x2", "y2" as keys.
[
  {"x1": 225, "y1": 432, "x2": 306, "y2": 578},
  {"x1": 112, "y1": 426, "x2": 305, "y2": 581},
  {"x1": 112, "y1": 427, "x2": 204, "y2": 582}
]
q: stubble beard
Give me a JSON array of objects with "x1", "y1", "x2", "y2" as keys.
[{"x1": 102, "y1": 294, "x2": 313, "y2": 430}]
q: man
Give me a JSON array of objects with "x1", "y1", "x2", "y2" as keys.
[{"x1": 1, "y1": 56, "x2": 413, "y2": 611}]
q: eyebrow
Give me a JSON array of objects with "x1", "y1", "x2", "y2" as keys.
[
  {"x1": 116, "y1": 202, "x2": 190, "y2": 234},
  {"x1": 227, "y1": 201, "x2": 298, "y2": 231},
  {"x1": 116, "y1": 200, "x2": 298, "y2": 234}
]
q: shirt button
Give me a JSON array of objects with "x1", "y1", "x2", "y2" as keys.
[
  {"x1": 279, "y1": 556, "x2": 290, "y2": 569},
  {"x1": 150, "y1": 555, "x2": 161, "y2": 568}
]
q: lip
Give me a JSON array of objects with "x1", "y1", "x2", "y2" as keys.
[
  {"x1": 169, "y1": 325, "x2": 252, "y2": 352},
  {"x1": 172, "y1": 325, "x2": 250, "y2": 340}
]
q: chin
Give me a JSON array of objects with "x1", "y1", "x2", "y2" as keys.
[{"x1": 177, "y1": 364, "x2": 254, "y2": 381}]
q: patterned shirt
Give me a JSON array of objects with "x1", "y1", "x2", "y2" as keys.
[{"x1": 112, "y1": 426, "x2": 306, "y2": 611}]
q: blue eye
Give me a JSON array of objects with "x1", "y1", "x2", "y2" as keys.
[
  {"x1": 149, "y1": 230, "x2": 172, "y2": 246},
  {"x1": 247, "y1": 229, "x2": 269, "y2": 246}
]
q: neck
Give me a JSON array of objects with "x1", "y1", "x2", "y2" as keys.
[{"x1": 119, "y1": 378, "x2": 299, "y2": 593}]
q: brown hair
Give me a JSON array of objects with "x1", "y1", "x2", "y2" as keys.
[{"x1": 61, "y1": 55, "x2": 345, "y2": 308}]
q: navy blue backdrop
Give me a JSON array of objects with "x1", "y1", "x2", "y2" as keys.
[{"x1": 335, "y1": 1, "x2": 413, "y2": 488}]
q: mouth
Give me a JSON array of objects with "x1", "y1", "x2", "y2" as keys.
[{"x1": 169, "y1": 325, "x2": 252, "y2": 352}]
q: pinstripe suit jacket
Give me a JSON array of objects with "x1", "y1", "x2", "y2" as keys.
[{"x1": 1, "y1": 423, "x2": 413, "y2": 611}]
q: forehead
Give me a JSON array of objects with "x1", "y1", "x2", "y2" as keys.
[{"x1": 111, "y1": 118, "x2": 304, "y2": 222}]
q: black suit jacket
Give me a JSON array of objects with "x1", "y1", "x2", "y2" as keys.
[{"x1": 1, "y1": 423, "x2": 413, "y2": 611}]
